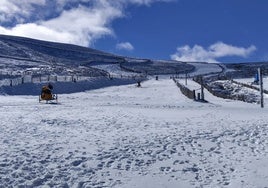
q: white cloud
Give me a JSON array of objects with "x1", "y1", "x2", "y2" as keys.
[
  {"x1": 0, "y1": 0, "x2": 46, "y2": 23},
  {"x1": 0, "y1": 23, "x2": 79, "y2": 45},
  {"x1": 42, "y1": 5, "x2": 122, "y2": 46},
  {"x1": 116, "y1": 42, "x2": 134, "y2": 51},
  {"x1": 171, "y1": 42, "x2": 257, "y2": 63},
  {"x1": 0, "y1": 2, "x2": 122, "y2": 46},
  {"x1": 0, "y1": 0, "x2": 172, "y2": 47}
]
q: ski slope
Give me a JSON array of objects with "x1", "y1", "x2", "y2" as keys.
[
  {"x1": 0, "y1": 78, "x2": 268, "y2": 187},
  {"x1": 187, "y1": 62, "x2": 223, "y2": 77}
]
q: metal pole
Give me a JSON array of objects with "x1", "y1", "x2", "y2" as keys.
[
  {"x1": 201, "y1": 85, "x2": 204, "y2": 100},
  {"x1": 185, "y1": 73, "x2": 187, "y2": 85},
  {"x1": 258, "y1": 68, "x2": 264, "y2": 108},
  {"x1": 200, "y1": 76, "x2": 204, "y2": 100}
]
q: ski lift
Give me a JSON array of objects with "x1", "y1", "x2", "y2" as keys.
[{"x1": 39, "y1": 83, "x2": 58, "y2": 103}]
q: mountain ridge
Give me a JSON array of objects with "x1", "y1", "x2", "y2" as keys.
[
  {"x1": 0, "y1": 34, "x2": 124, "y2": 66},
  {"x1": 0, "y1": 34, "x2": 197, "y2": 77}
]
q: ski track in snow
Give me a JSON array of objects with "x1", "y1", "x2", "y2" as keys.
[{"x1": 0, "y1": 78, "x2": 268, "y2": 188}]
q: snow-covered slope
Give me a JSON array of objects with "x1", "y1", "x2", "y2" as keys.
[
  {"x1": 0, "y1": 78, "x2": 268, "y2": 187},
  {"x1": 0, "y1": 34, "x2": 123, "y2": 65},
  {"x1": 1, "y1": 34, "x2": 268, "y2": 187},
  {"x1": 0, "y1": 34, "x2": 127, "y2": 79}
]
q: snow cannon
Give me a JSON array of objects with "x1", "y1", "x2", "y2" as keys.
[{"x1": 39, "y1": 83, "x2": 58, "y2": 103}]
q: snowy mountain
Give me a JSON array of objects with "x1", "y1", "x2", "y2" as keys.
[
  {"x1": 0, "y1": 34, "x2": 210, "y2": 95},
  {"x1": 0, "y1": 34, "x2": 126, "y2": 79},
  {"x1": 0, "y1": 34, "x2": 267, "y2": 102},
  {"x1": 0, "y1": 35, "x2": 196, "y2": 78},
  {"x1": 0, "y1": 34, "x2": 267, "y2": 79},
  {"x1": 1, "y1": 34, "x2": 267, "y2": 107},
  {"x1": 0, "y1": 34, "x2": 123, "y2": 65}
]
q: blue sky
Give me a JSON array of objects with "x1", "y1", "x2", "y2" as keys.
[{"x1": 0, "y1": 0, "x2": 267, "y2": 63}]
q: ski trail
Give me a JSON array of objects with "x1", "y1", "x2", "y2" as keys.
[{"x1": 0, "y1": 79, "x2": 268, "y2": 187}]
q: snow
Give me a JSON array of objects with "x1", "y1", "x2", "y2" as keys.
[
  {"x1": 187, "y1": 62, "x2": 223, "y2": 76},
  {"x1": 1, "y1": 77, "x2": 268, "y2": 187},
  {"x1": 235, "y1": 77, "x2": 268, "y2": 88},
  {"x1": 91, "y1": 63, "x2": 139, "y2": 77}
]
